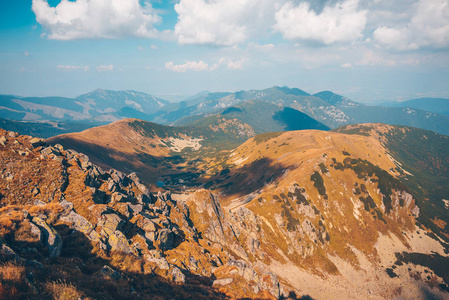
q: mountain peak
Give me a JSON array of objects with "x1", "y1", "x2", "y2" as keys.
[{"x1": 270, "y1": 86, "x2": 310, "y2": 96}]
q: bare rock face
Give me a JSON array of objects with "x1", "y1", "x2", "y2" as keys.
[
  {"x1": 157, "y1": 228, "x2": 174, "y2": 250},
  {"x1": 31, "y1": 217, "x2": 62, "y2": 258}
]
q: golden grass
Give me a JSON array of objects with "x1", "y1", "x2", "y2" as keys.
[
  {"x1": 44, "y1": 280, "x2": 85, "y2": 300},
  {"x1": 0, "y1": 261, "x2": 25, "y2": 283}
]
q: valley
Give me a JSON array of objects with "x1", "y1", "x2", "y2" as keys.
[{"x1": 1, "y1": 118, "x2": 448, "y2": 299}]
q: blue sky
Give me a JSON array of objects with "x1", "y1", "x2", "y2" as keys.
[{"x1": 0, "y1": 0, "x2": 448, "y2": 103}]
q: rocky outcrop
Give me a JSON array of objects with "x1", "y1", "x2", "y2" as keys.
[{"x1": 31, "y1": 217, "x2": 62, "y2": 259}]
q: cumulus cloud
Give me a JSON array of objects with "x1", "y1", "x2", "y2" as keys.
[
  {"x1": 218, "y1": 58, "x2": 244, "y2": 70},
  {"x1": 165, "y1": 61, "x2": 212, "y2": 72},
  {"x1": 373, "y1": 0, "x2": 449, "y2": 50},
  {"x1": 274, "y1": 0, "x2": 367, "y2": 45},
  {"x1": 165, "y1": 58, "x2": 244, "y2": 72},
  {"x1": 58, "y1": 65, "x2": 90, "y2": 71},
  {"x1": 32, "y1": 0, "x2": 160, "y2": 40},
  {"x1": 174, "y1": 0, "x2": 275, "y2": 46},
  {"x1": 96, "y1": 65, "x2": 114, "y2": 72}
]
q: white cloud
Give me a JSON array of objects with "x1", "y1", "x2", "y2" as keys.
[
  {"x1": 96, "y1": 65, "x2": 114, "y2": 72},
  {"x1": 32, "y1": 0, "x2": 161, "y2": 40},
  {"x1": 165, "y1": 61, "x2": 211, "y2": 72},
  {"x1": 58, "y1": 65, "x2": 89, "y2": 71},
  {"x1": 165, "y1": 58, "x2": 244, "y2": 72},
  {"x1": 218, "y1": 57, "x2": 244, "y2": 70},
  {"x1": 137, "y1": 46, "x2": 144, "y2": 51},
  {"x1": 274, "y1": 0, "x2": 367, "y2": 45},
  {"x1": 341, "y1": 63, "x2": 353, "y2": 68},
  {"x1": 174, "y1": 0, "x2": 275, "y2": 46},
  {"x1": 24, "y1": 51, "x2": 30, "y2": 56},
  {"x1": 150, "y1": 45, "x2": 157, "y2": 50},
  {"x1": 373, "y1": 0, "x2": 449, "y2": 50}
]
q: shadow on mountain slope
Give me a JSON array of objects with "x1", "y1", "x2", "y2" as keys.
[
  {"x1": 204, "y1": 157, "x2": 288, "y2": 198},
  {"x1": 273, "y1": 107, "x2": 330, "y2": 131}
]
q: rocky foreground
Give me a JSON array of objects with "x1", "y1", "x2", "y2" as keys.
[
  {"x1": 1, "y1": 126, "x2": 449, "y2": 299},
  {"x1": 0, "y1": 129, "x2": 280, "y2": 299}
]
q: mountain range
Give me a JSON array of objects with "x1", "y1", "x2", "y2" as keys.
[
  {"x1": 1, "y1": 87, "x2": 449, "y2": 138},
  {"x1": 380, "y1": 97, "x2": 449, "y2": 117},
  {"x1": 1, "y1": 86, "x2": 449, "y2": 299},
  {"x1": 1, "y1": 122, "x2": 448, "y2": 299}
]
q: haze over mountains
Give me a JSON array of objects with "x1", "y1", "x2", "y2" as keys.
[{"x1": 1, "y1": 86, "x2": 449, "y2": 138}]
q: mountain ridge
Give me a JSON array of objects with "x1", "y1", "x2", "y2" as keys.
[{"x1": 2, "y1": 123, "x2": 449, "y2": 299}]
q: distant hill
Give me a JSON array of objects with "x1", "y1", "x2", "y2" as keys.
[
  {"x1": 0, "y1": 117, "x2": 94, "y2": 138},
  {"x1": 381, "y1": 98, "x2": 449, "y2": 117},
  {"x1": 0, "y1": 89, "x2": 169, "y2": 123},
  {"x1": 174, "y1": 100, "x2": 329, "y2": 133},
  {"x1": 3, "y1": 87, "x2": 449, "y2": 136},
  {"x1": 47, "y1": 118, "x2": 255, "y2": 186},
  {"x1": 155, "y1": 87, "x2": 449, "y2": 135}
]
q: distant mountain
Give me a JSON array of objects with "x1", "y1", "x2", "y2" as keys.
[
  {"x1": 0, "y1": 118, "x2": 94, "y2": 138},
  {"x1": 0, "y1": 89, "x2": 169, "y2": 123},
  {"x1": 159, "y1": 87, "x2": 449, "y2": 136},
  {"x1": 3, "y1": 87, "x2": 449, "y2": 137},
  {"x1": 381, "y1": 97, "x2": 449, "y2": 117},
  {"x1": 174, "y1": 100, "x2": 329, "y2": 133}
]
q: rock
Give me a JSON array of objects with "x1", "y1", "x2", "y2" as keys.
[
  {"x1": 60, "y1": 211, "x2": 97, "y2": 241},
  {"x1": 18, "y1": 150, "x2": 29, "y2": 156},
  {"x1": 141, "y1": 218, "x2": 157, "y2": 232},
  {"x1": 32, "y1": 217, "x2": 62, "y2": 258},
  {"x1": 101, "y1": 265, "x2": 121, "y2": 280},
  {"x1": 14, "y1": 221, "x2": 41, "y2": 243},
  {"x1": 30, "y1": 138, "x2": 46, "y2": 148},
  {"x1": 54, "y1": 144, "x2": 64, "y2": 151},
  {"x1": 41, "y1": 146, "x2": 60, "y2": 157},
  {"x1": 128, "y1": 203, "x2": 143, "y2": 215},
  {"x1": 145, "y1": 231, "x2": 156, "y2": 242},
  {"x1": 111, "y1": 170, "x2": 125, "y2": 184},
  {"x1": 78, "y1": 154, "x2": 91, "y2": 170},
  {"x1": 31, "y1": 187, "x2": 40, "y2": 196},
  {"x1": 107, "y1": 180, "x2": 117, "y2": 193},
  {"x1": 145, "y1": 255, "x2": 169, "y2": 270},
  {"x1": 110, "y1": 192, "x2": 127, "y2": 203},
  {"x1": 260, "y1": 273, "x2": 281, "y2": 299},
  {"x1": 169, "y1": 266, "x2": 185, "y2": 284},
  {"x1": 34, "y1": 199, "x2": 46, "y2": 206},
  {"x1": 106, "y1": 230, "x2": 132, "y2": 254},
  {"x1": 102, "y1": 213, "x2": 125, "y2": 233},
  {"x1": 59, "y1": 199, "x2": 74, "y2": 211},
  {"x1": 157, "y1": 228, "x2": 174, "y2": 250},
  {"x1": 0, "y1": 136, "x2": 6, "y2": 146},
  {"x1": 8, "y1": 131, "x2": 18, "y2": 138},
  {"x1": 212, "y1": 278, "x2": 233, "y2": 286}
]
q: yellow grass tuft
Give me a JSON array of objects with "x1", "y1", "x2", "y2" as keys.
[{"x1": 45, "y1": 279, "x2": 84, "y2": 300}]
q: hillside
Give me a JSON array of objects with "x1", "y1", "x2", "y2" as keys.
[
  {"x1": 174, "y1": 100, "x2": 330, "y2": 133},
  {"x1": 0, "y1": 89, "x2": 168, "y2": 124},
  {"x1": 155, "y1": 87, "x2": 449, "y2": 136},
  {"x1": 0, "y1": 117, "x2": 94, "y2": 138},
  {"x1": 0, "y1": 128, "x2": 280, "y2": 299},
  {"x1": 381, "y1": 98, "x2": 449, "y2": 117},
  {"x1": 47, "y1": 118, "x2": 255, "y2": 187},
  {"x1": 2, "y1": 125, "x2": 449, "y2": 299},
  {"x1": 3, "y1": 87, "x2": 449, "y2": 138}
]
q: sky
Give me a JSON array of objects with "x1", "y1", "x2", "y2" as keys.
[{"x1": 0, "y1": 0, "x2": 449, "y2": 103}]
